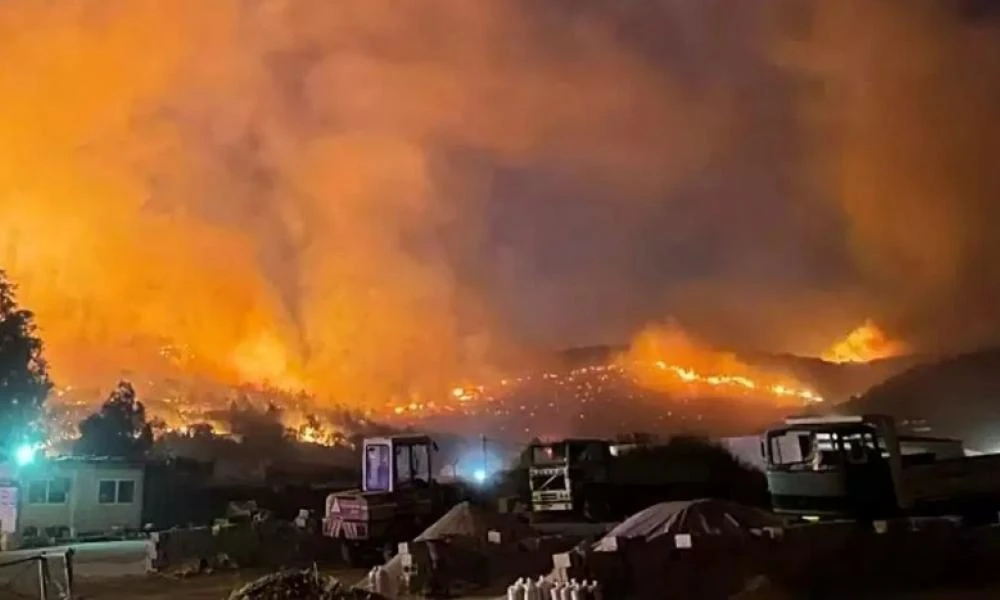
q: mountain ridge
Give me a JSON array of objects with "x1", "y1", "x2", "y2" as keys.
[{"x1": 841, "y1": 347, "x2": 1000, "y2": 451}]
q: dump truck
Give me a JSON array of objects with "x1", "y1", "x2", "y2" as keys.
[
  {"x1": 764, "y1": 414, "x2": 1000, "y2": 522},
  {"x1": 528, "y1": 438, "x2": 613, "y2": 519},
  {"x1": 528, "y1": 437, "x2": 747, "y2": 521},
  {"x1": 322, "y1": 434, "x2": 467, "y2": 565}
]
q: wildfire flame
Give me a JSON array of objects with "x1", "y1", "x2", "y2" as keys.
[
  {"x1": 822, "y1": 320, "x2": 907, "y2": 364},
  {"x1": 619, "y1": 323, "x2": 822, "y2": 405}
]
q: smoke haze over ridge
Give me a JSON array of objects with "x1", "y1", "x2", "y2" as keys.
[{"x1": 0, "y1": 0, "x2": 998, "y2": 409}]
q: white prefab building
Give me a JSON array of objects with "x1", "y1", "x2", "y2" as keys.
[{"x1": 0, "y1": 457, "x2": 145, "y2": 539}]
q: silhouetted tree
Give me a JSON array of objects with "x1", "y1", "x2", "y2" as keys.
[
  {"x1": 615, "y1": 431, "x2": 659, "y2": 445},
  {"x1": 75, "y1": 381, "x2": 153, "y2": 459},
  {"x1": 228, "y1": 400, "x2": 291, "y2": 445},
  {"x1": 615, "y1": 435, "x2": 769, "y2": 506},
  {"x1": 0, "y1": 270, "x2": 52, "y2": 452},
  {"x1": 189, "y1": 423, "x2": 216, "y2": 439}
]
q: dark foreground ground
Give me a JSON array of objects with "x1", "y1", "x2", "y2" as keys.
[
  {"x1": 77, "y1": 569, "x2": 369, "y2": 600},
  {"x1": 75, "y1": 573, "x2": 1000, "y2": 600},
  {"x1": 9, "y1": 534, "x2": 1000, "y2": 599}
]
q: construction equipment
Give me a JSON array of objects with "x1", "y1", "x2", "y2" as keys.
[
  {"x1": 764, "y1": 414, "x2": 1000, "y2": 522},
  {"x1": 528, "y1": 438, "x2": 611, "y2": 519},
  {"x1": 528, "y1": 438, "x2": 692, "y2": 521},
  {"x1": 322, "y1": 434, "x2": 466, "y2": 566}
]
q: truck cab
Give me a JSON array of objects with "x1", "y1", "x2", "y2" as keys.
[
  {"x1": 764, "y1": 414, "x2": 903, "y2": 518},
  {"x1": 528, "y1": 438, "x2": 611, "y2": 516},
  {"x1": 764, "y1": 413, "x2": 994, "y2": 522}
]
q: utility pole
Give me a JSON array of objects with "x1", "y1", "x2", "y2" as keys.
[{"x1": 481, "y1": 434, "x2": 487, "y2": 479}]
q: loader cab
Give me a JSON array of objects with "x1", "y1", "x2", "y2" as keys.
[
  {"x1": 362, "y1": 435, "x2": 435, "y2": 493},
  {"x1": 764, "y1": 414, "x2": 902, "y2": 518}
]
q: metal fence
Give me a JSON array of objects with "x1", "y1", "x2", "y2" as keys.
[{"x1": 0, "y1": 548, "x2": 74, "y2": 600}]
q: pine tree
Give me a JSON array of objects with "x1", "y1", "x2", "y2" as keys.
[
  {"x1": 76, "y1": 381, "x2": 154, "y2": 459},
  {"x1": 0, "y1": 270, "x2": 52, "y2": 453}
]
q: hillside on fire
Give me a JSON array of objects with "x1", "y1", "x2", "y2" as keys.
[
  {"x1": 743, "y1": 352, "x2": 930, "y2": 404},
  {"x1": 408, "y1": 349, "x2": 925, "y2": 442},
  {"x1": 843, "y1": 348, "x2": 1000, "y2": 451},
  {"x1": 555, "y1": 319, "x2": 925, "y2": 401}
]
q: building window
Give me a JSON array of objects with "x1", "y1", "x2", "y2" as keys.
[
  {"x1": 118, "y1": 480, "x2": 135, "y2": 503},
  {"x1": 98, "y1": 480, "x2": 135, "y2": 504},
  {"x1": 26, "y1": 478, "x2": 70, "y2": 504}
]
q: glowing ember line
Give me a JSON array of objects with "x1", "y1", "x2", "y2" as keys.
[{"x1": 385, "y1": 359, "x2": 823, "y2": 417}]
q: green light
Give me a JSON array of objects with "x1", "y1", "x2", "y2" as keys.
[{"x1": 15, "y1": 444, "x2": 35, "y2": 466}]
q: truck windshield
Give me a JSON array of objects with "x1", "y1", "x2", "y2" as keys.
[
  {"x1": 532, "y1": 441, "x2": 605, "y2": 465},
  {"x1": 766, "y1": 426, "x2": 882, "y2": 470},
  {"x1": 394, "y1": 443, "x2": 431, "y2": 485},
  {"x1": 365, "y1": 443, "x2": 392, "y2": 491},
  {"x1": 532, "y1": 444, "x2": 568, "y2": 465}
]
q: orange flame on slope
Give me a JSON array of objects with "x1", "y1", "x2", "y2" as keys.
[
  {"x1": 821, "y1": 320, "x2": 907, "y2": 364},
  {"x1": 620, "y1": 323, "x2": 822, "y2": 405}
]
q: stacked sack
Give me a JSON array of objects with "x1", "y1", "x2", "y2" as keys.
[{"x1": 507, "y1": 576, "x2": 603, "y2": 600}]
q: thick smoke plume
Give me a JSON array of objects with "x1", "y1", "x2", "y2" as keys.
[
  {"x1": 0, "y1": 0, "x2": 722, "y2": 408},
  {"x1": 2, "y1": 0, "x2": 999, "y2": 417}
]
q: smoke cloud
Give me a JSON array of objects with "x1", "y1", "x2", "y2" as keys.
[
  {"x1": 2, "y1": 0, "x2": 999, "y2": 414},
  {"x1": 780, "y1": 0, "x2": 1000, "y2": 351},
  {"x1": 0, "y1": 0, "x2": 726, "y2": 409}
]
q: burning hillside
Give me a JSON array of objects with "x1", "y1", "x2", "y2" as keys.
[
  {"x1": 40, "y1": 321, "x2": 823, "y2": 445},
  {"x1": 409, "y1": 362, "x2": 806, "y2": 440},
  {"x1": 620, "y1": 324, "x2": 821, "y2": 405},
  {"x1": 362, "y1": 322, "x2": 823, "y2": 439}
]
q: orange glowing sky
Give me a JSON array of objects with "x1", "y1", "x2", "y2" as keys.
[
  {"x1": 6, "y1": 1, "x2": 985, "y2": 424},
  {"x1": 0, "y1": 1, "x2": 719, "y2": 411}
]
